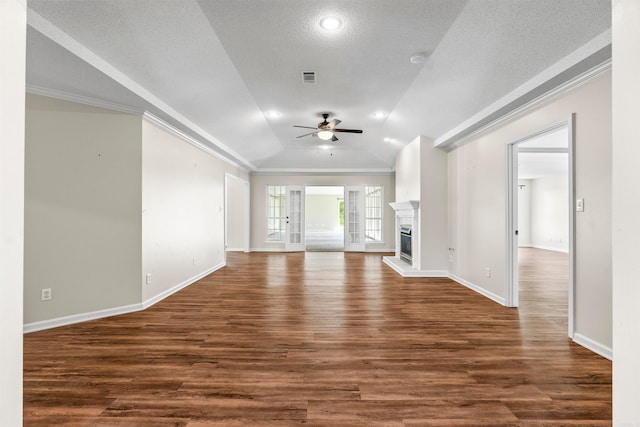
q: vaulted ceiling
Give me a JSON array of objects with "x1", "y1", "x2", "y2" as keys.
[{"x1": 25, "y1": 0, "x2": 611, "y2": 173}]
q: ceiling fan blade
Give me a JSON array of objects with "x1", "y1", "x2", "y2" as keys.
[
  {"x1": 333, "y1": 128, "x2": 363, "y2": 133},
  {"x1": 296, "y1": 130, "x2": 319, "y2": 138},
  {"x1": 293, "y1": 125, "x2": 318, "y2": 130},
  {"x1": 331, "y1": 135, "x2": 339, "y2": 142},
  {"x1": 327, "y1": 119, "x2": 342, "y2": 128}
]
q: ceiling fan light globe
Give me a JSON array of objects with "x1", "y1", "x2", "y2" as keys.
[
  {"x1": 317, "y1": 130, "x2": 334, "y2": 140},
  {"x1": 319, "y1": 17, "x2": 342, "y2": 31}
]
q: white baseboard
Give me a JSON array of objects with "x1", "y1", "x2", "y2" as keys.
[
  {"x1": 24, "y1": 263, "x2": 225, "y2": 334},
  {"x1": 382, "y1": 256, "x2": 448, "y2": 277},
  {"x1": 225, "y1": 248, "x2": 245, "y2": 252},
  {"x1": 23, "y1": 302, "x2": 144, "y2": 333},
  {"x1": 142, "y1": 262, "x2": 225, "y2": 309},
  {"x1": 573, "y1": 332, "x2": 612, "y2": 360},
  {"x1": 448, "y1": 273, "x2": 506, "y2": 306},
  {"x1": 251, "y1": 247, "x2": 395, "y2": 253},
  {"x1": 365, "y1": 247, "x2": 395, "y2": 253},
  {"x1": 529, "y1": 244, "x2": 569, "y2": 253}
]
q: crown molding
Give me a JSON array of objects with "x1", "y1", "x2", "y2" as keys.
[
  {"x1": 26, "y1": 84, "x2": 145, "y2": 115},
  {"x1": 142, "y1": 113, "x2": 250, "y2": 172},
  {"x1": 435, "y1": 31, "x2": 612, "y2": 151},
  {"x1": 24, "y1": 84, "x2": 252, "y2": 172},
  {"x1": 251, "y1": 168, "x2": 395, "y2": 176},
  {"x1": 27, "y1": 8, "x2": 256, "y2": 172}
]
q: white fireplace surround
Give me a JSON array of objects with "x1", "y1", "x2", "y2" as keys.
[{"x1": 384, "y1": 200, "x2": 421, "y2": 273}]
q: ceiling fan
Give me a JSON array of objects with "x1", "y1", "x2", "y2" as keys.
[{"x1": 294, "y1": 113, "x2": 363, "y2": 142}]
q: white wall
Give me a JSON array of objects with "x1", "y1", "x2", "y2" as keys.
[
  {"x1": 141, "y1": 118, "x2": 248, "y2": 302},
  {"x1": 24, "y1": 94, "x2": 142, "y2": 324},
  {"x1": 0, "y1": 1, "x2": 25, "y2": 424},
  {"x1": 530, "y1": 175, "x2": 569, "y2": 252},
  {"x1": 395, "y1": 137, "x2": 421, "y2": 201},
  {"x1": 517, "y1": 179, "x2": 532, "y2": 246},
  {"x1": 612, "y1": 0, "x2": 640, "y2": 422},
  {"x1": 306, "y1": 194, "x2": 342, "y2": 231},
  {"x1": 250, "y1": 174, "x2": 395, "y2": 251},
  {"x1": 226, "y1": 174, "x2": 248, "y2": 251},
  {"x1": 448, "y1": 71, "x2": 612, "y2": 351},
  {"x1": 420, "y1": 136, "x2": 449, "y2": 271},
  {"x1": 448, "y1": 135, "x2": 506, "y2": 299}
]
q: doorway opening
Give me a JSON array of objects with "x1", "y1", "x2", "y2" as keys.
[
  {"x1": 224, "y1": 173, "x2": 250, "y2": 258},
  {"x1": 506, "y1": 116, "x2": 575, "y2": 338},
  {"x1": 304, "y1": 186, "x2": 345, "y2": 251}
]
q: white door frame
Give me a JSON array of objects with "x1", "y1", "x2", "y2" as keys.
[
  {"x1": 505, "y1": 114, "x2": 576, "y2": 338},
  {"x1": 224, "y1": 173, "x2": 251, "y2": 258}
]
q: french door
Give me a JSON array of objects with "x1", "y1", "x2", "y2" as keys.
[
  {"x1": 285, "y1": 186, "x2": 305, "y2": 251},
  {"x1": 344, "y1": 186, "x2": 365, "y2": 251}
]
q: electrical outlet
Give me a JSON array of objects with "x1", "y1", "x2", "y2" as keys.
[
  {"x1": 146, "y1": 273, "x2": 151, "y2": 285},
  {"x1": 485, "y1": 267, "x2": 491, "y2": 278},
  {"x1": 193, "y1": 256, "x2": 197, "y2": 265},
  {"x1": 449, "y1": 254, "x2": 453, "y2": 262},
  {"x1": 41, "y1": 288, "x2": 52, "y2": 301},
  {"x1": 576, "y1": 198, "x2": 584, "y2": 212}
]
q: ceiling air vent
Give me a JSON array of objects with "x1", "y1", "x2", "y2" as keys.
[{"x1": 301, "y1": 71, "x2": 316, "y2": 84}]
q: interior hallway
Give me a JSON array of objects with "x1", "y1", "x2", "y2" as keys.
[
  {"x1": 518, "y1": 247, "x2": 570, "y2": 332},
  {"x1": 23, "y1": 251, "x2": 611, "y2": 425}
]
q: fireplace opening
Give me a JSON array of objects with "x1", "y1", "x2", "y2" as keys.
[{"x1": 400, "y1": 224, "x2": 412, "y2": 264}]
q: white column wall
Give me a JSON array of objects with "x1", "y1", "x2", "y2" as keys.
[
  {"x1": 0, "y1": 0, "x2": 26, "y2": 424},
  {"x1": 395, "y1": 137, "x2": 421, "y2": 201},
  {"x1": 612, "y1": 0, "x2": 640, "y2": 422},
  {"x1": 419, "y1": 136, "x2": 449, "y2": 271}
]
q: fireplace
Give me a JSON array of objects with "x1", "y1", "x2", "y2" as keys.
[
  {"x1": 400, "y1": 224, "x2": 412, "y2": 264},
  {"x1": 388, "y1": 200, "x2": 419, "y2": 270}
]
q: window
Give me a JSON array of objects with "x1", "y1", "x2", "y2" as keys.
[
  {"x1": 365, "y1": 185, "x2": 383, "y2": 242},
  {"x1": 266, "y1": 185, "x2": 286, "y2": 241}
]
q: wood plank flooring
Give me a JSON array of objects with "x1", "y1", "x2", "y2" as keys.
[{"x1": 23, "y1": 250, "x2": 612, "y2": 426}]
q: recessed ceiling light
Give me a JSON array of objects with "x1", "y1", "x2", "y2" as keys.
[
  {"x1": 409, "y1": 53, "x2": 427, "y2": 64},
  {"x1": 320, "y1": 16, "x2": 342, "y2": 31},
  {"x1": 384, "y1": 137, "x2": 394, "y2": 143},
  {"x1": 373, "y1": 112, "x2": 387, "y2": 119},
  {"x1": 265, "y1": 111, "x2": 281, "y2": 119}
]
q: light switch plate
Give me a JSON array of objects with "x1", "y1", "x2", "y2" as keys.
[{"x1": 576, "y1": 198, "x2": 584, "y2": 212}]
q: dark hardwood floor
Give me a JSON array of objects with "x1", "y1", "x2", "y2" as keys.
[{"x1": 23, "y1": 250, "x2": 611, "y2": 426}]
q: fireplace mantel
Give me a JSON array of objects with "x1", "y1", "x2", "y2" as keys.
[{"x1": 389, "y1": 200, "x2": 419, "y2": 214}]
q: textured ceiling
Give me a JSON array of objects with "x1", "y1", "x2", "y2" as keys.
[{"x1": 26, "y1": 0, "x2": 611, "y2": 172}]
